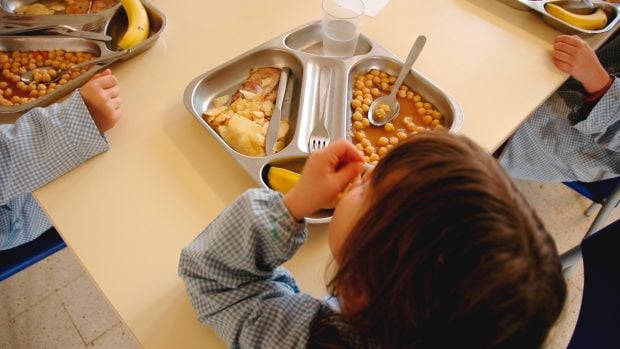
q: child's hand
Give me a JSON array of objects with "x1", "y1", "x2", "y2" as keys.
[
  {"x1": 283, "y1": 140, "x2": 365, "y2": 221},
  {"x1": 552, "y1": 35, "x2": 611, "y2": 94},
  {"x1": 80, "y1": 69, "x2": 121, "y2": 133}
]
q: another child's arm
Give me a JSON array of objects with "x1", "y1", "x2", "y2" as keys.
[
  {"x1": 552, "y1": 35, "x2": 613, "y2": 95},
  {"x1": 80, "y1": 68, "x2": 121, "y2": 133},
  {"x1": 0, "y1": 69, "x2": 120, "y2": 203}
]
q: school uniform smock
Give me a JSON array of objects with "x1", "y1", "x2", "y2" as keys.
[
  {"x1": 179, "y1": 189, "x2": 376, "y2": 349},
  {"x1": 499, "y1": 32, "x2": 619, "y2": 182},
  {"x1": 0, "y1": 90, "x2": 109, "y2": 250}
]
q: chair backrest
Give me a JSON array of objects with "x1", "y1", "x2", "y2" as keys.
[
  {"x1": 564, "y1": 176, "x2": 620, "y2": 204},
  {"x1": 0, "y1": 228, "x2": 66, "y2": 282},
  {"x1": 567, "y1": 219, "x2": 620, "y2": 349}
]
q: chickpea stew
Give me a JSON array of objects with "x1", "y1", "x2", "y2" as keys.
[
  {"x1": 350, "y1": 69, "x2": 446, "y2": 165},
  {"x1": 0, "y1": 50, "x2": 95, "y2": 106}
]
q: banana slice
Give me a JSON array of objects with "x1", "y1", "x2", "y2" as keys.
[{"x1": 545, "y1": 3, "x2": 608, "y2": 30}]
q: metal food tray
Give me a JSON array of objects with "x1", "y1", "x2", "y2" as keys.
[
  {"x1": 184, "y1": 21, "x2": 464, "y2": 223},
  {"x1": 498, "y1": 0, "x2": 619, "y2": 34},
  {"x1": 0, "y1": 0, "x2": 166, "y2": 119}
]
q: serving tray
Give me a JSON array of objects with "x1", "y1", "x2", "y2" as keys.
[
  {"x1": 184, "y1": 21, "x2": 464, "y2": 223},
  {"x1": 498, "y1": 0, "x2": 619, "y2": 34},
  {"x1": 0, "y1": 0, "x2": 166, "y2": 119}
]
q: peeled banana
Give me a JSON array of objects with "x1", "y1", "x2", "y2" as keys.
[
  {"x1": 545, "y1": 3, "x2": 608, "y2": 30},
  {"x1": 267, "y1": 167, "x2": 300, "y2": 195},
  {"x1": 118, "y1": 0, "x2": 150, "y2": 50}
]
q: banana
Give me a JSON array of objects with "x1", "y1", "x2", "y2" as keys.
[
  {"x1": 267, "y1": 167, "x2": 300, "y2": 195},
  {"x1": 545, "y1": 3, "x2": 608, "y2": 30},
  {"x1": 118, "y1": 0, "x2": 150, "y2": 50}
]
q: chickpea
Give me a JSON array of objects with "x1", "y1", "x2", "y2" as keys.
[
  {"x1": 417, "y1": 108, "x2": 426, "y2": 116},
  {"x1": 364, "y1": 79, "x2": 373, "y2": 88},
  {"x1": 397, "y1": 89, "x2": 406, "y2": 98},
  {"x1": 355, "y1": 95, "x2": 364, "y2": 103},
  {"x1": 360, "y1": 138, "x2": 371, "y2": 148},
  {"x1": 384, "y1": 122, "x2": 395, "y2": 132},
  {"x1": 389, "y1": 136, "x2": 399, "y2": 145},
  {"x1": 70, "y1": 71, "x2": 80, "y2": 79},
  {"x1": 363, "y1": 156, "x2": 370, "y2": 163},
  {"x1": 364, "y1": 145, "x2": 375, "y2": 156},
  {"x1": 369, "y1": 153, "x2": 379, "y2": 162},
  {"x1": 355, "y1": 143, "x2": 364, "y2": 151},
  {"x1": 431, "y1": 119, "x2": 440, "y2": 126},
  {"x1": 432, "y1": 111, "x2": 442, "y2": 120},
  {"x1": 363, "y1": 93, "x2": 372, "y2": 100},
  {"x1": 414, "y1": 101, "x2": 423, "y2": 108},
  {"x1": 354, "y1": 131, "x2": 366, "y2": 141},
  {"x1": 10, "y1": 95, "x2": 20, "y2": 104},
  {"x1": 388, "y1": 76, "x2": 396, "y2": 84},
  {"x1": 0, "y1": 81, "x2": 6, "y2": 89},
  {"x1": 406, "y1": 122, "x2": 417, "y2": 132},
  {"x1": 16, "y1": 81, "x2": 27, "y2": 91},
  {"x1": 37, "y1": 84, "x2": 46, "y2": 91},
  {"x1": 352, "y1": 111, "x2": 364, "y2": 122},
  {"x1": 361, "y1": 117, "x2": 370, "y2": 127},
  {"x1": 374, "y1": 108, "x2": 386, "y2": 119},
  {"x1": 355, "y1": 107, "x2": 364, "y2": 115},
  {"x1": 396, "y1": 131, "x2": 407, "y2": 140},
  {"x1": 371, "y1": 69, "x2": 380, "y2": 76},
  {"x1": 355, "y1": 80, "x2": 365, "y2": 89},
  {"x1": 377, "y1": 137, "x2": 389, "y2": 146},
  {"x1": 362, "y1": 98, "x2": 372, "y2": 106},
  {"x1": 361, "y1": 104, "x2": 369, "y2": 112},
  {"x1": 372, "y1": 76, "x2": 381, "y2": 85},
  {"x1": 362, "y1": 87, "x2": 371, "y2": 94},
  {"x1": 370, "y1": 87, "x2": 381, "y2": 97},
  {"x1": 378, "y1": 146, "x2": 388, "y2": 156},
  {"x1": 351, "y1": 99, "x2": 362, "y2": 109},
  {"x1": 380, "y1": 82, "x2": 390, "y2": 91},
  {"x1": 10, "y1": 75, "x2": 20, "y2": 83},
  {"x1": 423, "y1": 115, "x2": 433, "y2": 124},
  {"x1": 423, "y1": 102, "x2": 432, "y2": 109},
  {"x1": 413, "y1": 95, "x2": 421, "y2": 102},
  {"x1": 386, "y1": 144, "x2": 394, "y2": 151},
  {"x1": 403, "y1": 116, "x2": 413, "y2": 124},
  {"x1": 426, "y1": 109, "x2": 434, "y2": 116},
  {"x1": 29, "y1": 89, "x2": 38, "y2": 97},
  {"x1": 59, "y1": 78, "x2": 68, "y2": 85},
  {"x1": 353, "y1": 120, "x2": 364, "y2": 130},
  {"x1": 379, "y1": 72, "x2": 388, "y2": 78},
  {"x1": 353, "y1": 90, "x2": 363, "y2": 98},
  {"x1": 406, "y1": 91, "x2": 414, "y2": 99}
]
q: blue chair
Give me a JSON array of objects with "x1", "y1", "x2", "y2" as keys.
[
  {"x1": 563, "y1": 176, "x2": 620, "y2": 238},
  {"x1": 564, "y1": 219, "x2": 620, "y2": 349},
  {"x1": 0, "y1": 227, "x2": 66, "y2": 282}
]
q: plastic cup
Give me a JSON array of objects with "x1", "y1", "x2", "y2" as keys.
[{"x1": 321, "y1": 0, "x2": 365, "y2": 57}]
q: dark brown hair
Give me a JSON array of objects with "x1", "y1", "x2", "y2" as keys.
[{"x1": 309, "y1": 132, "x2": 566, "y2": 349}]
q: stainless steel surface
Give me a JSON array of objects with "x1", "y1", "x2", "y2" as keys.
[
  {"x1": 582, "y1": 0, "x2": 594, "y2": 8},
  {"x1": 0, "y1": 24, "x2": 112, "y2": 41},
  {"x1": 0, "y1": 0, "x2": 166, "y2": 119},
  {"x1": 498, "y1": 0, "x2": 620, "y2": 34},
  {"x1": 308, "y1": 67, "x2": 331, "y2": 152},
  {"x1": 368, "y1": 35, "x2": 426, "y2": 126},
  {"x1": 184, "y1": 20, "x2": 464, "y2": 223},
  {"x1": 21, "y1": 49, "x2": 128, "y2": 84},
  {"x1": 266, "y1": 67, "x2": 290, "y2": 156}
]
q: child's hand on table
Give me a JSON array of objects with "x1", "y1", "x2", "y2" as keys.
[
  {"x1": 80, "y1": 68, "x2": 122, "y2": 133},
  {"x1": 552, "y1": 35, "x2": 612, "y2": 94}
]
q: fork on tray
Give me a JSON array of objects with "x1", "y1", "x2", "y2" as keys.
[{"x1": 308, "y1": 67, "x2": 332, "y2": 153}]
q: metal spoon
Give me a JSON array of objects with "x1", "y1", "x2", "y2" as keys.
[
  {"x1": 21, "y1": 50, "x2": 127, "y2": 84},
  {"x1": 368, "y1": 35, "x2": 426, "y2": 126}
]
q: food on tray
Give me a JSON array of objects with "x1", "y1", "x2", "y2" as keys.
[
  {"x1": 545, "y1": 3, "x2": 608, "y2": 30},
  {"x1": 350, "y1": 69, "x2": 446, "y2": 165},
  {"x1": 117, "y1": 0, "x2": 151, "y2": 49},
  {"x1": 267, "y1": 166, "x2": 299, "y2": 195},
  {"x1": 0, "y1": 50, "x2": 95, "y2": 106},
  {"x1": 14, "y1": 0, "x2": 118, "y2": 15},
  {"x1": 203, "y1": 67, "x2": 289, "y2": 157}
]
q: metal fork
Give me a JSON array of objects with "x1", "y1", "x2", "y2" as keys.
[{"x1": 308, "y1": 68, "x2": 332, "y2": 152}]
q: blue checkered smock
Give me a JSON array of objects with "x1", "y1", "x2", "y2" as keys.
[
  {"x1": 0, "y1": 91, "x2": 109, "y2": 250},
  {"x1": 179, "y1": 189, "x2": 376, "y2": 349},
  {"x1": 499, "y1": 32, "x2": 619, "y2": 182}
]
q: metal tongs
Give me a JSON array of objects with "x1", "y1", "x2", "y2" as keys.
[
  {"x1": 0, "y1": 23, "x2": 112, "y2": 41},
  {"x1": 265, "y1": 68, "x2": 293, "y2": 156}
]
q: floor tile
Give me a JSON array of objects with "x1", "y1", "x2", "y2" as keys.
[
  {"x1": 0, "y1": 293, "x2": 85, "y2": 349},
  {"x1": 58, "y1": 275, "x2": 122, "y2": 344},
  {"x1": 87, "y1": 323, "x2": 141, "y2": 348}
]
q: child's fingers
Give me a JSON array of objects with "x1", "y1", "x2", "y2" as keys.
[{"x1": 92, "y1": 74, "x2": 119, "y2": 90}]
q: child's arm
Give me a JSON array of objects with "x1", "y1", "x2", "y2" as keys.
[
  {"x1": 552, "y1": 35, "x2": 613, "y2": 95},
  {"x1": 179, "y1": 189, "x2": 320, "y2": 348},
  {"x1": 178, "y1": 141, "x2": 364, "y2": 348},
  {"x1": 0, "y1": 69, "x2": 120, "y2": 204}
]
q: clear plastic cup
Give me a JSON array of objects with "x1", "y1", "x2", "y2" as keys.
[{"x1": 321, "y1": 0, "x2": 365, "y2": 57}]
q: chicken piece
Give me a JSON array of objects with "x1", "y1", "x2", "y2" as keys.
[
  {"x1": 91, "y1": 0, "x2": 118, "y2": 13},
  {"x1": 66, "y1": 0, "x2": 91, "y2": 14},
  {"x1": 231, "y1": 67, "x2": 281, "y2": 103},
  {"x1": 218, "y1": 115, "x2": 266, "y2": 157}
]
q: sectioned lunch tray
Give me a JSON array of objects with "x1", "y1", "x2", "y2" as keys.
[
  {"x1": 498, "y1": 0, "x2": 619, "y2": 34},
  {"x1": 0, "y1": 0, "x2": 166, "y2": 118},
  {"x1": 184, "y1": 21, "x2": 464, "y2": 223}
]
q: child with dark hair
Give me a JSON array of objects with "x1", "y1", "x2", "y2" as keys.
[{"x1": 179, "y1": 132, "x2": 566, "y2": 349}]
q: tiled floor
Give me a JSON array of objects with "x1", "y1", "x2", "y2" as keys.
[{"x1": 0, "y1": 179, "x2": 618, "y2": 348}]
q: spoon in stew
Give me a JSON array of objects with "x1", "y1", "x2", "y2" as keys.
[
  {"x1": 368, "y1": 35, "x2": 426, "y2": 127},
  {"x1": 21, "y1": 50, "x2": 127, "y2": 84}
]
